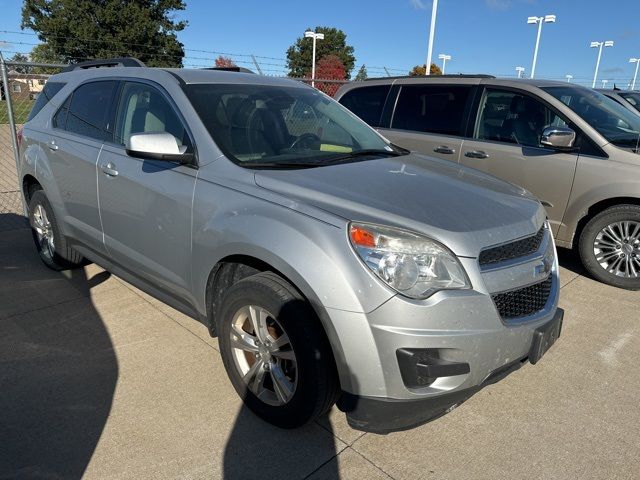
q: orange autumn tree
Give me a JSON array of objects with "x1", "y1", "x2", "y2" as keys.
[{"x1": 312, "y1": 54, "x2": 346, "y2": 96}]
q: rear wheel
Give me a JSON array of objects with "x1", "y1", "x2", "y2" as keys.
[
  {"x1": 578, "y1": 205, "x2": 640, "y2": 290},
  {"x1": 28, "y1": 190, "x2": 84, "y2": 271},
  {"x1": 217, "y1": 272, "x2": 339, "y2": 428}
]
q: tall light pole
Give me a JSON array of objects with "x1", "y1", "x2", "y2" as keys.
[
  {"x1": 438, "y1": 54, "x2": 451, "y2": 74},
  {"x1": 590, "y1": 40, "x2": 614, "y2": 88},
  {"x1": 305, "y1": 30, "x2": 324, "y2": 87},
  {"x1": 527, "y1": 15, "x2": 556, "y2": 79},
  {"x1": 630, "y1": 58, "x2": 640, "y2": 90},
  {"x1": 425, "y1": 0, "x2": 439, "y2": 76},
  {"x1": 516, "y1": 66, "x2": 525, "y2": 78},
  {"x1": 566, "y1": 74, "x2": 573, "y2": 82},
  {"x1": 602, "y1": 79, "x2": 608, "y2": 89}
]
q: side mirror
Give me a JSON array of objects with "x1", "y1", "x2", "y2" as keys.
[
  {"x1": 540, "y1": 126, "x2": 577, "y2": 151},
  {"x1": 126, "y1": 132, "x2": 195, "y2": 165}
]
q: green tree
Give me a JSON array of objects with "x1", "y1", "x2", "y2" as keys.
[
  {"x1": 354, "y1": 64, "x2": 368, "y2": 81},
  {"x1": 21, "y1": 0, "x2": 188, "y2": 67},
  {"x1": 408, "y1": 63, "x2": 442, "y2": 76},
  {"x1": 29, "y1": 43, "x2": 66, "y2": 74},
  {"x1": 286, "y1": 27, "x2": 356, "y2": 78},
  {"x1": 8, "y1": 53, "x2": 30, "y2": 73}
]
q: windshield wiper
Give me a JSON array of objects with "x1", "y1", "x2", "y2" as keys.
[
  {"x1": 242, "y1": 161, "x2": 322, "y2": 169},
  {"x1": 241, "y1": 148, "x2": 406, "y2": 169},
  {"x1": 323, "y1": 148, "x2": 404, "y2": 164}
]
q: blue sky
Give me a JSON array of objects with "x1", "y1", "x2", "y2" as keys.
[{"x1": 1, "y1": 0, "x2": 638, "y2": 86}]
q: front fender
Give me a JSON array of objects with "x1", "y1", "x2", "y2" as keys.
[{"x1": 191, "y1": 196, "x2": 394, "y2": 316}]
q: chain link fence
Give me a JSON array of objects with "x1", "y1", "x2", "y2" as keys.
[{"x1": 1, "y1": 57, "x2": 66, "y2": 231}]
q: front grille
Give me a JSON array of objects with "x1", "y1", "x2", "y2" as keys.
[
  {"x1": 491, "y1": 276, "x2": 552, "y2": 320},
  {"x1": 479, "y1": 226, "x2": 545, "y2": 266}
]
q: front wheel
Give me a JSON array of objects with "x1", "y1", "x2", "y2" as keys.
[
  {"x1": 578, "y1": 205, "x2": 640, "y2": 290},
  {"x1": 217, "y1": 272, "x2": 339, "y2": 428}
]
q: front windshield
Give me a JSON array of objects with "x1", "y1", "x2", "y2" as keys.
[
  {"x1": 543, "y1": 86, "x2": 640, "y2": 149},
  {"x1": 618, "y1": 92, "x2": 640, "y2": 113},
  {"x1": 185, "y1": 83, "x2": 395, "y2": 166}
]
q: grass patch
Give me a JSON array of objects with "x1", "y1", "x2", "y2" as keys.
[{"x1": 0, "y1": 100, "x2": 35, "y2": 124}]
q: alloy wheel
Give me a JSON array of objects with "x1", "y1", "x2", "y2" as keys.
[
  {"x1": 593, "y1": 221, "x2": 640, "y2": 278},
  {"x1": 229, "y1": 305, "x2": 298, "y2": 406},
  {"x1": 32, "y1": 204, "x2": 55, "y2": 260}
]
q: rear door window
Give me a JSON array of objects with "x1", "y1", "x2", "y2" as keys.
[
  {"x1": 391, "y1": 85, "x2": 472, "y2": 136},
  {"x1": 338, "y1": 85, "x2": 391, "y2": 127},
  {"x1": 55, "y1": 81, "x2": 118, "y2": 142},
  {"x1": 26, "y1": 81, "x2": 66, "y2": 122}
]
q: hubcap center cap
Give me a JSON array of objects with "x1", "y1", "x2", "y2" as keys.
[
  {"x1": 622, "y1": 244, "x2": 633, "y2": 255},
  {"x1": 257, "y1": 345, "x2": 272, "y2": 363}
]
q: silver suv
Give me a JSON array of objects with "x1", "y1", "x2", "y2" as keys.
[
  {"x1": 19, "y1": 59, "x2": 563, "y2": 433},
  {"x1": 337, "y1": 77, "x2": 640, "y2": 290}
]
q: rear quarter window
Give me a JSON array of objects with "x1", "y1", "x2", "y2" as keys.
[
  {"x1": 26, "y1": 81, "x2": 66, "y2": 122},
  {"x1": 338, "y1": 85, "x2": 391, "y2": 127}
]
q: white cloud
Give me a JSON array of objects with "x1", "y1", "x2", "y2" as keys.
[{"x1": 410, "y1": 0, "x2": 429, "y2": 10}]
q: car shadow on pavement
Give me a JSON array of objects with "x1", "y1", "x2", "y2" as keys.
[
  {"x1": 222, "y1": 407, "x2": 340, "y2": 479},
  {"x1": 0, "y1": 214, "x2": 118, "y2": 479},
  {"x1": 557, "y1": 247, "x2": 588, "y2": 277}
]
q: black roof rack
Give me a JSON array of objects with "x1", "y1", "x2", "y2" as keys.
[
  {"x1": 365, "y1": 74, "x2": 495, "y2": 81},
  {"x1": 200, "y1": 66, "x2": 255, "y2": 74},
  {"x1": 62, "y1": 57, "x2": 145, "y2": 73}
]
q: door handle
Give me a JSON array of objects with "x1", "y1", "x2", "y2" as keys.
[
  {"x1": 101, "y1": 162, "x2": 118, "y2": 177},
  {"x1": 433, "y1": 146, "x2": 455, "y2": 154},
  {"x1": 465, "y1": 150, "x2": 490, "y2": 159},
  {"x1": 48, "y1": 140, "x2": 58, "y2": 151}
]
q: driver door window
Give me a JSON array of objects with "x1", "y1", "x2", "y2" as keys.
[
  {"x1": 114, "y1": 82, "x2": 192, "y2": 152},
  {"x1": 474, "y1": 89, "x2": 567, "y2": 148}
]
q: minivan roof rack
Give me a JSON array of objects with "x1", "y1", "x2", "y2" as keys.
[
  {"x1": 200, "y1": 66, "x2": 255, "y2": 74},
  {"x1": 365, "y1": 74, "x2": 495, "y2": 81},
  {"x1": 62, "y1": 57, "x2": 146, "y2": 73}
]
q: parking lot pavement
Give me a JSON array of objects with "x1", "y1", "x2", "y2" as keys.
[{"x1": 1, "y1": 223, "x2": 638, "y2": 479}]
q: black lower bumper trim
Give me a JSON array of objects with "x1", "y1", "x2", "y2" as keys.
[{"x1": 338, "y1": 357, "x2": 528, "y2": 434}]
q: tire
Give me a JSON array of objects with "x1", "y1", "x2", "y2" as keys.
[
  {"x1": 578, "y1": 204, "x2": 640, "y2": 290},
  {"x1": 217, "y1": 271, "x2": 339, "y2": 428},
  {"x1": 28, "y1": 189, "x2": 84, "y2": 271}
]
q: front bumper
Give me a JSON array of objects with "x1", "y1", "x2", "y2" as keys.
[{"x1": 338, "y1": 308, "x2": 564, "y2": 433}]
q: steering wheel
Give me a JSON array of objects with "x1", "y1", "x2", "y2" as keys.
[{"x1": 290, "y1": 133, "x2": 321, "y2": 150}]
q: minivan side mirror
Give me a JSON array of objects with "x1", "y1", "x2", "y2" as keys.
[
  {"x1": 126, "y1": 132, "x2": 195, "y2": 165},
  {"x1": 540, "y1": 126, "x2": 577, "y2": 151}
]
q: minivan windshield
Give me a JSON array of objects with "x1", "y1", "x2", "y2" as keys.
[
  {"x1": 618, "y1": 92, "x2": 640, "y2": 113},
  {"x1": 543, "y1": 86, "x2": 640, "y2": 149},
  {"x1": 185, "y1": 83, "x2": 400, "y2": 167}
]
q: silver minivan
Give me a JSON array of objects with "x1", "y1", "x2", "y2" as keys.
[
  {"x1": 19, "y1": 60, "x2": 563, "y2": 433},
  {"x1": 337, "y1": 77, "x2": 640, "y2": 290}
]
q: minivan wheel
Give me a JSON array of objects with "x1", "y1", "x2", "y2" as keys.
[
  {"x1": 217, "y1": 271, "x2": 339, "y2": 428},
  {"x1": 28, "y1": 190, "x2": 84, "y2": 271},
  {"x1": 579, "y1": 205, "x2": 640, "y2": 290}
]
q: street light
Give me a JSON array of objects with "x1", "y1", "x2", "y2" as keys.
[
  {"x1": 527, "y1": 14, "x2": 556, "y2": 79},
  {"x1": 590, "y1": 40, "x2": 614, "y2": 88},
  {"x1": 566, "y1": 74, "x2": 573, "y2": 83},
  {"x1": 630, "y1": 58, "x2": 640, "y2": 90},
  {"x1": 305, "y1": 30, "x2": 325, "y2": 87},
  {"x1": 516, "y1": 66, "x2": 525, "y2": 78},
  {"x1": 438, "y1": 54, "x2": 451, "y2": 74},
  {"x1": 601, "y1": 79, "x2": 608, "y2": 89},
  {"x1": 425, "y1": 0, "x2": 439, "y2": 76}
]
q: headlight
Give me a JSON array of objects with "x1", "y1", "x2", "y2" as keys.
[{"x1": 349, "y1": 223, "x2": 471, "y2": 299}]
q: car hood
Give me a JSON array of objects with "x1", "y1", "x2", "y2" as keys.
[{"x1": 254, "y1": 154, "x2": 545, "y2": 257}]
